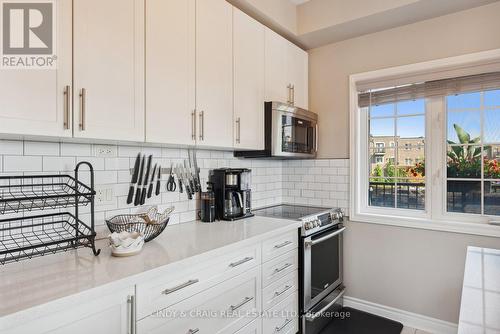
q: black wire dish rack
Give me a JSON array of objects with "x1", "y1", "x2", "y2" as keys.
[{"x1": 0, "y1": 161, "x2": 101, "y2": 265}]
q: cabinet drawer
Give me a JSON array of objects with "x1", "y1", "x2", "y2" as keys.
[
  {"x1": 262, "y1": 292, "x2": 298, "y2": 334},
  {"x1": 232, "y1": 317, "x2": 262, "y2": 334},
  {"x1": 137, "y1": 244, "x2": 261, "y2": 319},
  {"x1": 138, "y1": 267, "x2": 262, "y2": 334},
  {"x1": 262, "y1": 250, "x2": 298, "y2": 288},
  {"x1": 262, "y1": 270, "x2": 297, "y2": 311},
  {"x1": 262, "y1": 230, "x2": 298, "y2": 262}
]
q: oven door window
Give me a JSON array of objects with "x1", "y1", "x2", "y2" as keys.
[
  {"x1": 310, "y1": 230, "x2": 340, "y2": 300},
  {"x1": 281, "y1": 115, "x2": 314, "y2": 154}
]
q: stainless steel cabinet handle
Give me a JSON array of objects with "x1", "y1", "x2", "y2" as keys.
[
  {"x1": 191, "y1": 110, "x2": 196, "y2": 141},
  {"x1": 127, "y1": 295, "x2": 136, "y2": 334},
  {"x1": 305, "y1": 288, "x2": 345, "y2": 321},
  {"x1": 199, "y1": 111, "x2": 204, "y2": 141},
  {"x1": 63, "y1": 85, "x2": 70, "y2": 129},
  {"x1": 274, "y1": 285, "x2": 292, "y2": 298},
  {"x1": 236, "y1": 117, "x2": 241, "y2": 144},
  {"x1": 229, "y1": 256, "x2": 253, "y2": 268},
  {"x1": 315, "y1": 124, "x2": 319, "y2": 153},
  {"x1": 162, "y1": 279, "x2": 199, "y2": 295},
  {"x1": 275, "y1": 318, "x2": 293, "y2": 332},
  {"x1": 79, "y1": 88, "x2": 86, "y2": 131},
  {"x1": 273, "y1": 262, "x2": 292, "y2": 274},
  {"x1": 188, "y1": 329, "x2": 199, "y2": 334},
  {"x1": 305, "y1": 227, "x2": 346, "y2": 247},
  {"x1": 274, "y1": 240, "x2": 292, "y2": 249},
  {"x1": 286, "y1": 84, "x2": 291, "y2": 104},
  {"x1": 291, "y1": 85, "x2": 295, "y2": 105},
  {"x1": 229, "y1": 296, "x2": 254, "y2": 311}
]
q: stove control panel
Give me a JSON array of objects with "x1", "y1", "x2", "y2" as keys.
[{"x1": 301, "y1": 208, "x2": 344, "y2": 235}]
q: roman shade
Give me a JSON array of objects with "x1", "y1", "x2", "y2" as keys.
[{"x1": 358, "y1": 71, "x2": 500, "y2": 108}]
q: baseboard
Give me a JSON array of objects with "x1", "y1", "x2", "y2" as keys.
[{"x1": 343, "y1": 296, "x2": 458, "y2": 334}]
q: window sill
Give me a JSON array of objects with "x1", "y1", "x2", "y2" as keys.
[{"x1": 349, "y1": 212, "x2": 500, "y2": 238}]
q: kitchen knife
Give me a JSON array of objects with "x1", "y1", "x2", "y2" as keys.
[
  {"x1": 155, "y1": 165, "x2": 161, "y2": 196},
  {"x1": 193, "y1": 149, "x2": 201, "y2": 192},
  {"x1": 176, "y1": 165, "x2": 183, "y2": 193},
  {"x1": 127, "y1": 153, "x2": 141, "y2": 204},
  {"x1": 147, "y1": 164, "x2": 156, "y2": 199},
  {"x1": 134, "y1": 155, "x2": 145, "y2": 206},
  {"x1": 184, "y1": 160, "x2": 195, "y2": 196},
  {"x1": 140, "y1": 155, "x2": 152, "y2": 205}
]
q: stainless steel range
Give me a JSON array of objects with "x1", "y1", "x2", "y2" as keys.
[{"x1": 254, "y1": 205, "x2": 346, "y2": 334}]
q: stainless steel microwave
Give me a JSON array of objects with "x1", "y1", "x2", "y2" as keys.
[{"x1": 234, "y1": 101, "x2": 318, "y2": 159}]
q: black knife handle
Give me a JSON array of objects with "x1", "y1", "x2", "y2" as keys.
[
  {"x1": 147, "y1": 183, "x2": 153, "y2": 198},
  {"x1": 134, "y1": 187, "x2": 141, "y2": 206},
  {"x1": 127, "y1": 186, "x2": 135, "y2": 204},
  {"x1": 155, "y1": 179, "x2": 161, "y2": 196},
  {"x1": 179, "y1": 180, "x2": 183, "y2": 193},
  {"x1": 140, "y1": 187, "x2": 147, "y2": 205}
]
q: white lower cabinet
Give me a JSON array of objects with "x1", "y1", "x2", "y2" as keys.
[
  {"x1": 262, "y1": 293, "x2": 298, "y2": 334},
  {"x1": 138, "y1": 266, "x2": 261, "y2": 334},
  {"x1": 2, "y1": 286, "x2": 135, "y2": 334}
]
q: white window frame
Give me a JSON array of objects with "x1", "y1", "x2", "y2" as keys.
[{"x1": 350, "y1": 48, "x2": 500, "y2": 237}]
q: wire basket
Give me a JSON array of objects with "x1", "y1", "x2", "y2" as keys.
[
  {"x1": 0, "y1": 174, "x2": 94, "y2": 214},
  {"x1": 106, "y1": 206, "x2": 174, "y2": 242},
  {"x1": 0, "y1": 212, "x2": 96, "y2": 265}
]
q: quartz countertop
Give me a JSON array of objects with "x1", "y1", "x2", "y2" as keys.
[
  {"x1": 0, "y1": 216, "x2": 301, "y2": 318},
  {"x1": 458, "y1": 246, "x2": 500, "y2": 333}
]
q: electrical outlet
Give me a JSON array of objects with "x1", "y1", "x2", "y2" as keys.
[
  {"x1": 95, "y1": 186, "x2": 115, "y2": 205},
  {"x1": 94, "y1": 145, "x2": 117, "y2": 157}
]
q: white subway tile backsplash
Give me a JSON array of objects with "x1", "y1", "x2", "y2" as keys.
[
  {"x1": 0, "y1": 140, "x2": 24, "y2": 155},
  {"x1": 43, "y1": 156, "x2": 76, "y2": 172},
  {"x1": 0, "y1": 139, "x2": 350, "y2": 230},
  {"x1": 61, "y1": 143, "x2": 92, "y2": 156},
  {"x1": 4, "y1": 156, "x2": 42, "y2": 172},
  {"x1": 24, "y1": 141, "x2": 59, "y2": 156}
]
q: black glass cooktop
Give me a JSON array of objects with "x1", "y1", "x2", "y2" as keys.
[{"x1": 253, "y1": 204, "x2": 329, "y2": 220}]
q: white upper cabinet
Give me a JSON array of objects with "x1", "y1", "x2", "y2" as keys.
[
  {"x1": 233, "y1": 8, "x2": 265, "y2": 150},
  {"x1": 73, "y1": 0, "x2": 145, "y2": 141},
  {"x1": 0, "y1": 0, "x2": 72, "y2": 138},
  {"x1": 265, "y1": 28, "x2": 289, "y2": 104},
  {"x1": 145, "y1": 0, "x2": 196, "y2": 146},
  {"x1": 287, "y1": 43, "x2": 309, "y2": 110},
  {"x1": 265, "y1": 28, "x2": 309, "y2": 109},
  {"x1": 195, "y1": 0, "x2": 233, "y2": 148}
]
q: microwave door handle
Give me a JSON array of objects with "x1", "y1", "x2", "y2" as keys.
[{"x1": 305, "y1": 227, "x2": 345, "y2": 247}]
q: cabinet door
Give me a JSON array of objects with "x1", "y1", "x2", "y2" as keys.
[
  {"x1": 73, "y1": 0, "x2": 144, "y2": 141},
  {"x1": 146, "y1": 0, "x2": 196, "y2": 145},
  {"x1": 287, "y1": 43, "x2": 309, "y2": 109},
  {"x1": 0, "y1": 0, "x2": 72, "y2": 138},
  {"x1": 264, "y1": 28, "x2": 288, "y2": 104},
  {"x1": 3, "y1": 287, "x2": 135, "y2": 334},
  {"x1": 196, "y1": 0, "x2": 233, "y2": 148},
  {"x1": 233, "y1": 8, "x2": 265, "y2": 150}
]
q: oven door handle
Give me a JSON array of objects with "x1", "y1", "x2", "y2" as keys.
[
  {"x1": 305, "y1": 288, "x2": 346, "y2": 322},
  {"x1": 305, "y1": 227, "x2": 345, "y2": 247}
]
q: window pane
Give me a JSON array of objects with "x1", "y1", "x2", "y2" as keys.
[
  {"x1": 447, "y1": 181, "x2": 481, "y2": 214},
  {"x1": 484, "y1": 181, "x2": 500, "y2": 215},
  {"x1": 397, "y1": 99, "x2": 425, "y2": 115},
  {"x1": 447, "y1": 111, "x2": 481, "y2": 143},
  {"x1": 484, "y1": 109, "x2": 500, "y2": 143},
  {"x1": 370, "y1": 103, "x2": 394, "y2": 118},
  {"x1": 447, "y1": 92, "x2": 481, "y2": 110},
  {"x1": 369, "y1": 178, "x2": 395, "y2": 208},
  {"x1": 370, "y1": 118, "x2": 394, "y2": 137},
  {"x1": 485, "y1": 89, "x2": 500, "y2": 107},
  {"x1": 484, "y1": 145, "x2": 500, "y2": 179},
  {"x1": 396, "y1": 179, "x2": 425, "y2": 210},
  {"x1": 369, "y1": 148, "x2": 395, "y2": 177},
  {"x1": 397, "y1": 116, "x2": 425, "y2": 141},
  {"x1": 447, "y1": 145, "x2": 482, "y2": 178}
]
